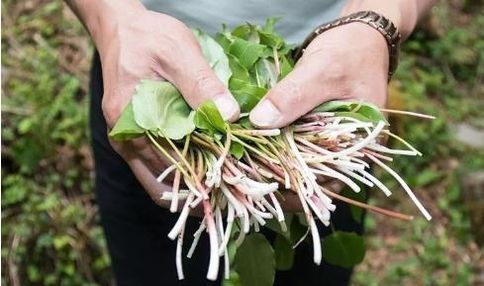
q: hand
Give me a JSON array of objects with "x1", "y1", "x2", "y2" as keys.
[
  {"x1": 249, "y1": 23, "x2": 389, "y2": 211},
  {"x1": 249, "y1": 22, "x2": 389, "y2": 128},
  {"x1": 92, "y1": 7, "x2": 240, "y2": 205}
]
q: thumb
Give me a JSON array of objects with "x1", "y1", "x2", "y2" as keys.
[
  {"x1": 169, "y1": 53, "x2": 240, "y2": 122},
  {"x1": 249, "y1": 65, "x2": 327, "y2": 128}
]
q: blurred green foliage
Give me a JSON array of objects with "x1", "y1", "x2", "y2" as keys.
[
  {"x1": 1, "y1": 1, "x2": 110, "y2": 285},
  {"x1": 353, "y1": 2, "x2": 484, "y2": 285},
  {"x1": 1, "y1": 0, "x2": 483, "y2": 285}
]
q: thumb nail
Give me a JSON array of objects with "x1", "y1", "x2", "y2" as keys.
[
  {"x1": 213, "y1": 93, "x2": 240, "y2": 122},
  {"x1": 249, "y1": 99, "x2": 281, "y2": 128}
]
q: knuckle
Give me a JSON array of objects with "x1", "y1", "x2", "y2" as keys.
[
  {"x1": 325, "y1": 60, "x2": 348, "y2": 83},
  {"x1": 101, "y1": 96, "x2": 122, "y2": 128},
  {"x1": 191, "y1": 68, "x2": 224, "y2": 96},
  {"x1": 271, "y1": 77, "x2": 303, "y2": 110}
]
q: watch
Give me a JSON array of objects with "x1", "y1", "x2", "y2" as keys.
[{"x1": 294, "y1": 11, "x2": 402, "y2": 80}]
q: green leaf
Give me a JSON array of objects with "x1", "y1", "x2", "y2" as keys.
[
  {"x1": 356, "y1": 104, "x2": 388, "y2": 123},
  {"x1": 314, "y1": 100, "x2": 355, "y2": 113},
  {"x1": 258, "y1": 30, "x2": 283, "y2": 49},
  {"x1": 232, "y1": 24, "x2": 252, "y2": 40},
  {"x1": 229, "y1": 142, "x2": 245, "y2": 159},
  {"x1": 223, "y1": 271, "x2": 243, "y2": 286},
  {"x1": 289, "y1": 214, "x2": 308, "y2": 245},
  {"x1": 230, "y1": 82, "x2": 267, "y2": 113},
  {"x1": 227, "y1": 54, "x2": 251, "y2": 82},
  {"x1": 230, "y1": 116, "x2": 254, "y2": 130},
  {"x1": 279, "y1": 55, "x2": 294, "y2": 79},
  {"x1": 193, "y1": 29, "x2": 232, "y2": 86},
  {"x1": 215, "y1": 32, "x2": 233, "y2": 52},
  {"x1": 277, "y1": 43, "x2": 296, "y2": 57},
  {"x1": 314, "y1": 100, "x2": 387, "y2": 124},
  {"x1": 334, "y1": 111, "x2": 376, "y2": 123},
  {"x1": 132, "y1": 80, "x2": 195, "y2": 140},
  {"x1": 109, "y1": 102, "x2": 145, "y2": 141},
  {"x1": 263, "y1": 17, "x2": 281, "y2": 33},
  {"x1": 265, "y1": 214, "x2": 293, "y2": 240},
  {"x1": 255, "y1": 58, "x2": 278, "y2": 88},
  {"x1": 274, "y1": 234, "x2": 295, "y2": 271},
  {"x1": 322, "y1": 231, "x2": 366, "y2": 268},
  {"x1": 195, "y1": 100, "x2": 226, "y2": 134},
  {"x1": 229, "y1": 38, "x2": 267, "y2": 69},
  {"x1": 235, "y1": 233, "x2": 275, "y2": 286}
]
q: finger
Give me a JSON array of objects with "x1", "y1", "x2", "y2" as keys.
[
  {"x1": 158, "y1": 32, "x2": 240, "y2": 122},
  {"x1": 249, "y1": 62, "x2": 332, "y2": 129},
  {"x1": 120, "y1": 146, "x2": 172, "y2": 207}
]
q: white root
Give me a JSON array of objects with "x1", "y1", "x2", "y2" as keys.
[
  {"x1": 187, "y1": 220, "x2": 206, "y2": 259},
  {"x1": 331, "y1": 121, "x2": 386, "y2": 158},
  {"x1": 357, "y1": 168, "x2": 393, "y2": 197},
  {"x1": 218, "y1": 204, "x2": 234, "y2": 256},
  {"x1": 224, "y1": 248, "x2": 230, "y2": 280},
  {"x1": 309, "y1": 163, "x2": 361, "y2": 193},
  {"x1": 149, "y1": 109, "x2": 430, "y2": 281},
  {"x1": 205, "y1": 214, "x2": 220, "y2": 281},
  {"x1": 161, "y1": 190, "x2": 190, "y2": 201},
  {"x1": 176, "y1": 228, "x2": 185, "y2": 280},
  {"x1": 157, "y1": 164, "x2": 177, "y2": 183},
  {"x1": 367, "y1": 153, "x2": 432, "y2": 221},
  {"x1": 309, "y1": 217, "x2": 322, "y2": 265},
  {"x1": 337, "y1": 167, "x2": 374, "y2": 187},
  {"x1": 168, "y1": 194, "x2": 194, "y2": 240},
  {"x1": 383, "y1": 130, "x2": 422, "y2": 156}
]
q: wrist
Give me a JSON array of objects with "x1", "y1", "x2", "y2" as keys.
[
  {"x1": 74, "y1": 0, "x2": 146, "y2": 51},
  {"x1": 340, "y1": 1, "x2": 418, "y2": 39},
  {"x1": 295, "y1": 11, "x2": 400, "y2": 80}
]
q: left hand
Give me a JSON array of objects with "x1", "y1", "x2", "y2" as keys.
[{"x1": 249, "y1": 22, "x2": 389, "y2": 128}]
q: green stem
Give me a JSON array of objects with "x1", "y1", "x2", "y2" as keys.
[{"x1": 146, "y1": 132, "x2": 190, "y2": 178}]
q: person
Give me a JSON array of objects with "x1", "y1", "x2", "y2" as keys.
[{"x1": 66, "y1": 0, "x2": 435, "y2": 285}]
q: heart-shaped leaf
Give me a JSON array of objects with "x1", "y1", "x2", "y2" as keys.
[
  {"x1": 230, "y1": 81, "x2": 267, "y2": 113},
  {"x1": 235, "y1": 233, "x2": 275, "y2": 286},
  {"x1": 195, "y1": 100, "x2": 226, "y2": 134},
  {"x1": 109, "y1": 102, "x2": 145, "y2": 141},
  {"x1": 322, "y1": 231, "x2": 366, "y2": 268},
  {"x1": 229, "y1": 38, "x2": 267, "y2": 70},
  {"x1": 132, "y1": 80, "x2": 195, "y2": 140},
  {"x1": 193, "y1": 29, "x2": 232, "y2": 86},
  {"x1": 314, "y1": 100, "x2": 387, "y2": 124},
  {"x1": 229, "y1": 142, "x2": 245, "y2": 159},
  {"x1": 274, "y1": 234, "x2": 295, "y2": 271}
]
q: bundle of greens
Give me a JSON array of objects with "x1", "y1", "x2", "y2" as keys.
[{"x1": 109, "y1": 19, "x2": 433, "y2": 282}]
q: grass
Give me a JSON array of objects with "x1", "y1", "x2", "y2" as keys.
[{"x1": 1, "y1": 0, "x2": 483, "y2": 285}]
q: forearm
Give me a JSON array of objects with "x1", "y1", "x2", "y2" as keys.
[
  {"x1": 341, "y1": 0, "x2": 436, "y2": 39},
  {"x1": 64, "y1": 0, "x2": 145, "y2": 47}
]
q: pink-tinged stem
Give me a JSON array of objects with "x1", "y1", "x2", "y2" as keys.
[
  {"x1": 170, "y1": 169, "x2": 182, "y2": 213},
  {"x1": 321, "y1": 187, "x2": 414, "y2": 221},
  {"x1": 362, "y1": 149, "x2": 393, "y2": 161}
]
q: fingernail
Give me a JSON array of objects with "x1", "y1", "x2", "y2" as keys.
[
  {"x1": 213, "y1": 94, "x2": 240, "y2": 121},
  {"x1": 249, "y1": 100, "x2": 281, "y2": 128}
]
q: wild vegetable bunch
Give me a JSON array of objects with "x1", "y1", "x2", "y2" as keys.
[{"x1": 109, "y1": 19, "x2": 433, "y2": 282}]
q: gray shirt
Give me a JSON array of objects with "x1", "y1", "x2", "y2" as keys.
[{"x1": 141, "y1": 0, "x2": 345, "y2": 43}]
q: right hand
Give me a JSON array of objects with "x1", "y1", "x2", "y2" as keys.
[{"x1": 89, "y1": 5, "x2": 240, "y2": 206}]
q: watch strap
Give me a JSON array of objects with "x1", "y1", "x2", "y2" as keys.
[{"x1": 294, "y1": 11, "x2": 402, "y2": 80}]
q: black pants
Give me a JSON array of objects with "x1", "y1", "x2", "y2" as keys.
[{"x1": 89, "y1": 53, "x2": 363, "y2": 286}]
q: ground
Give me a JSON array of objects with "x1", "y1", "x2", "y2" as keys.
[{"x1": 2, "y1": 1, "x2": 483, "y2": 285}]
